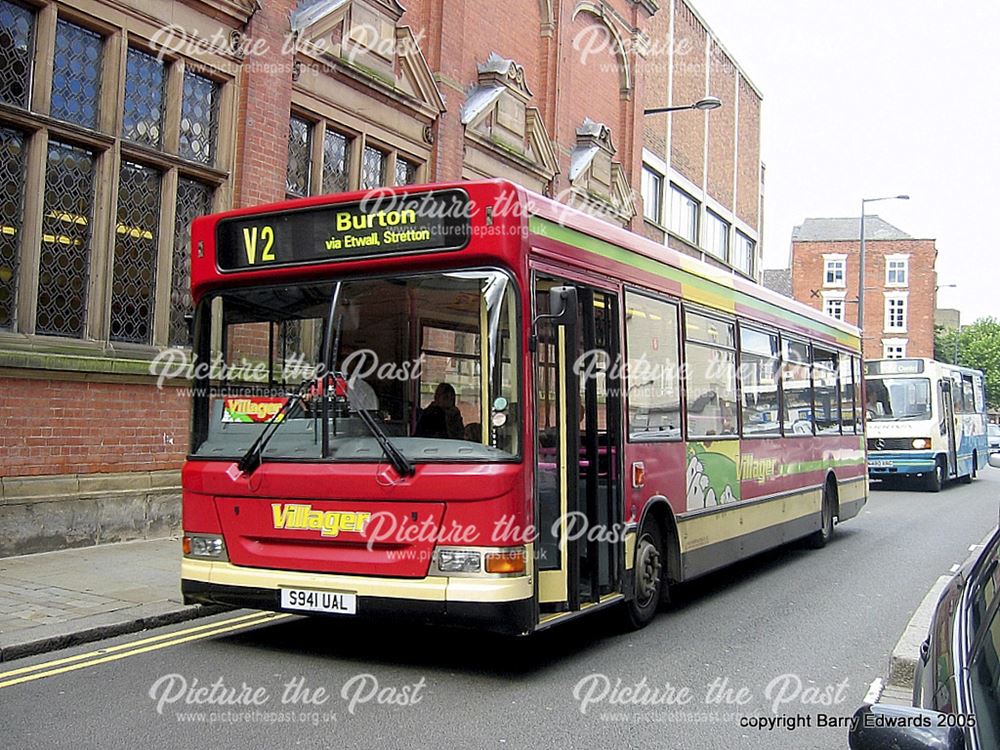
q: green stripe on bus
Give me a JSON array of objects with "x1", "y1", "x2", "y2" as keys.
[{"x1": 528, "y1": 216, "x2": 858, "y2": 348}]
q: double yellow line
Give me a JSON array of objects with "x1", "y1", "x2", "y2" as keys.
[{"x1": 0, "y1": 611, "x2": 292, "y2": 690}]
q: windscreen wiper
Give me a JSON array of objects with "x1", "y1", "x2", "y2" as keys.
[
  {"x1": 237, "y1": 377, "x2": 313, "y2": 475},
  {"x1": 353, "y1": 405, "x2": 414, "y2": 477}
]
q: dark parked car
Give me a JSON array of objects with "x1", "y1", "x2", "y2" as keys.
[{"x1": 849, "y1": 468, "x2": 1000, "y2": 750}]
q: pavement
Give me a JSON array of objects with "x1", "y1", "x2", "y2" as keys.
[{"x1": 0, "y1": 537, "x2": 219, "y2": 662}]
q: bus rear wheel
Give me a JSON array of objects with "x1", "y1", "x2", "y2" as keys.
[
  {"x1": 806, "y1": 481, "x2": 835, "y2": 549},
  {"x1": 961, "y1": 453, "x2": 977, "y2": 484},
  {"x1": 620, "y1": 522, "x2": 664, "y2": 631}
]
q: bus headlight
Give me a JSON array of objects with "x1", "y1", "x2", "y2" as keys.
[
  {"x1": 431, "y1": 546, "x2": 528, "y2": 576},
  {"x1": 436, "y1": 549, "x2": 482, "y2": 573},
  {"x1": 183, "y1": 534, "x2": 228, "y2": 560},
  {"x1": 912, "y1": 438, "x2": 931, "y2": 450}
]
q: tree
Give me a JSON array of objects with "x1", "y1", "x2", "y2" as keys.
[{"x1": 935, "y1": 317, "x2": 1000, "y2": 410}]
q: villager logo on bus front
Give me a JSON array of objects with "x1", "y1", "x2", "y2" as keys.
[
  {"x1": 222, "y1": 397, "x2": 288, "y2": 423},
  {"x1": 271, "y1": 503, "x2": 373, "y2": 538}
]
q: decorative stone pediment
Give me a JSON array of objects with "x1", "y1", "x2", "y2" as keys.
[
  {"x1": 291, "y1": 0, "x2": 444, "y2": 119},
  {"x1": 568, "y1": 118, "x2": 635, "y2": 223},
  {"x1": 460, "y1": 54, "x2": 558, "y2": 191}
]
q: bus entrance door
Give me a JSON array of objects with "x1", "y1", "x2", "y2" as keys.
[
  {"x1": 941, "y1": 379, "x2": 958, "y2": 477},
  {"x1": 534, "y1": 275, "x2": 623, "y2": 615}
]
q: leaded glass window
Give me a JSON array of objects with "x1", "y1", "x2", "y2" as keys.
[
  {"x1": 36, "y1": 141, "x2": 96, "y2": 338},
  {"x1": 179, "y1": 71, "x2": 218, "y2": 165},
  {"x1": 321, "y1": 129, "x2": 349, "y2": 194},
  {"x1": 361, "y1": 145, "x2": 385, "y2": 190},
  {"x1": 110, "y1": 161, "x2": 161, "y2": 344},
  {"x1": 395, "y1": 157, "x2": 417, "y2": 187},
  {"x1": 169, "y1": 179, "x2": 212, "y2": 346},
  {"x1": 286, "y1": 116, "x2": 311, "y2": 197},
  {"x1": 51, "y1": 20, "x2": 102, "y2": 129},
  {"x1": 0, "y1": 125, "x2": 26, "y2": 329},
  {"x1": 0, "y1": 0, "x2": 33, "y2": 108},
  {"x1": 123, "y1": 47, "x2": 166, "y2": 148}
]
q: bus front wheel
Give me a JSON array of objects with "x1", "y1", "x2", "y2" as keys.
[
  {"x1": 620, "y1": 522, "x2": 664, "y2": 631},
  {"x1": 926, "y1": 459, "x2": 945, "y2": 492}
]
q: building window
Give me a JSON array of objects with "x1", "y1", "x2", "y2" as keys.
[
  {"x1": 824, "y1": 297, "x2": 845, "y2": 321},
  {"x1": 640, "y1": 165, "x2": 663, "y2": 224},
  {"x1": 885, "y1": 295, "x2": 907, "y2": 331},
  {"x1": 704, "y1": 210, "x2": 729, "y2": 261},
  {"x1": 179, "y1": 71, "x2": 219, "y2": 165},
  {"x1": 0, "y1": 125, "x2": 26, "y2": 330},
  {"x1": 51, "y1": 20, "x2": 102, "y2": 129},
  {"x1": 824, "y1": 257, "x2": 845, "y2": 287},
  {"x1": 886, "y1": 256, "x2": 908, "y2": 287},
  {"x1": 123, "y1": 47, "x2": 167, "y2": 148},
  {"x1": 395, "y1": 156, "x2": 418, "y2": 187},
  {"x1": 322, "y1": 129, "x2": 351, "y2": 194},
  {"x1": 669, "y1": 184, "x2": 698, "y2": 244},
  {"x1": 883, "y1": 339, "x2": 907, "y2": 359},
  {"x1": 289, "y1": 115, "x2": 424, "y2": 197},
  {"x1": 734, "y1": 231, "x2": 754, "y2": 276},
  {"x1": 0, "y1": 0, "x2": 34, "y2": 109},
  {"x1": 0, "y1": 9, "x2": 230, "y2": 348},
  {"x1": 110, "y1": 161, "x2": 161, "y2": 344},
  {"x1": 362, "y1": 145, "x2": 386, "y2": 190},
  {"x1": 286, "y1": 116, "x2": 312, "y2": 197},
  {"x1": 36, "y1": 141, "x2": 96, "y2": 338}
]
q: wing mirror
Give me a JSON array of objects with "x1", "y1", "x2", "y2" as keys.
[{"x1": 848, "y1": 704, "x2": 965, "y2": 750}]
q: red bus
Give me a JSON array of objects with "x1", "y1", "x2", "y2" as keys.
[{"x1": 180, "y1": 179, "x2": 867, "y2": 634}]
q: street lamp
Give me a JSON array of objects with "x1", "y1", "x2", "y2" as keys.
[
  {"x1": 858, "y1": 194, "x2": 910, "y2": 350},
  {"x1": 643, "y1": 96, "x2": 722, "y2": 116}
]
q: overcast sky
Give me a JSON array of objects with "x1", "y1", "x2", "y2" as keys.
[{"x1": 691, "y1": 0, "x2": 999, "y2": 323}]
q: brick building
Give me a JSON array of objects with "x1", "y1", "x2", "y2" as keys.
[
  {"x1": 0, "y1": 0, "x2": 762, "y2": 555},
  {"x1": 790, "y1": 217, "x2": 938, "y2": 359}
]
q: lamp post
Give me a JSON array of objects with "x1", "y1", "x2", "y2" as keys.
[
  {"x1": 643, "y1": 96, "x2": 722, "y2": 116},
  {"x1": 858, "y1": 195, "x2": 910, "y2": 351}
]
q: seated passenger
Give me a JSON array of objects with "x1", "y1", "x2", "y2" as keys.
[{"x1": 415, "y1": 383, "x2": 465, "y2": 439}]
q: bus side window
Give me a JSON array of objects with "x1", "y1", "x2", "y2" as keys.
[
  {"x1": 975, "y1": 376, "x2": 986, "y2": 413},
  {"x1": 962, "y1": 375, "x2": 975, "y2": 415}
]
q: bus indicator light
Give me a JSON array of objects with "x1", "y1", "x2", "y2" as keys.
[{"x1": 485, "y1": 549, "x2": 526, "y2": 575}]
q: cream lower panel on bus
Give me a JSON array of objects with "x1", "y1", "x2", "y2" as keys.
[
  {"x1": 676, "y1": 486, "x2": 823, "y2": 580},
  {"x1": 182, "y1": 559, "x2": 533, "y2": 603}
]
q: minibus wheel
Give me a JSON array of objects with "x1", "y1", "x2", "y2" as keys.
[{"x1": 926, "y1": 458, "x2": 945, "y2": 492}]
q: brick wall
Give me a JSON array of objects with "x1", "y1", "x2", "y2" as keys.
[
  {"x1": 233, "y1": 0, "x2": 298, "y2": 208},
  {"x1": 0, "y1": 379, "x2": 189, "y2": 478},
  {"x1": 670, "y1": 0, "x2": 707, "y2": 186},
  {"x1": 706, "y1": 41, "x2": 735, "y2": 206},
  {"x1": 790, "y1": 238, "x2": 938, "y2": 357},
  {"x1": 735, "y1": 75, "x2": 760, "y2": 228}
]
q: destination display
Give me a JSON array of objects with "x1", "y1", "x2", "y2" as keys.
[{"x1": 216, "y1": 189, "x2": 471, "y2": 271}]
